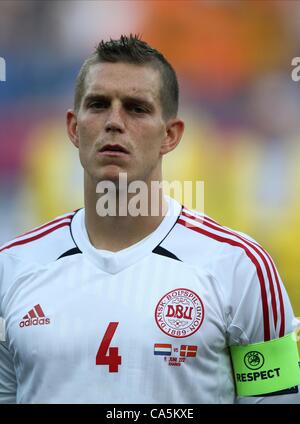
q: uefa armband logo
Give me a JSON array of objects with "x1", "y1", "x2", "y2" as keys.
[
  {"x1": 244, "y1": 351, "x2": 265, "y2": 370},
  {"x1": 0, "y1": 57, "x2": 6, "y2": 82}
]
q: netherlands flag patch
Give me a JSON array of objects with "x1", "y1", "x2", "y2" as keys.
[{"x1": 154, "y1": 343, "x2": 172, "y2": 356}]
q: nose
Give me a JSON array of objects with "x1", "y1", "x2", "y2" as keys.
[{"x1": 105, "y1": 104, "x2": 125, "y2": 133}]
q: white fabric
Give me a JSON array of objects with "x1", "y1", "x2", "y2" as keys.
[{"x1": 0, "y1": 197, "x2": 299, "y2": 403}]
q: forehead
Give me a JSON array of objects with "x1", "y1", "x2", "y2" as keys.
[{"x1": 83, "y1": 62, "x2": 162, "y2": 101}]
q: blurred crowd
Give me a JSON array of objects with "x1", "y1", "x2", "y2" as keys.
[{"x1": 0, "y1": 0, "x2": 299, "y2": 313}]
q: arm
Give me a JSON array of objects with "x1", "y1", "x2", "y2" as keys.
[
  {"x1": 237, "y1": 390, "x2": 300, "y2": 404},
  {"x1": 0, "y1": 340, "x2": 17, "y2": 404},
  {"x1": 0, "y1": 252, "x2": 18, "y2": 403},
  {"x1": 234, "y1": 332, "x2": 300, "y2": 404},
  {"x1": 227, "y1": 243, "x2": 300, "y2": 404}
]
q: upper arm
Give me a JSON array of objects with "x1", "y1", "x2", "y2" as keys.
[
  {"x1": 227, "y1": 246, "x2": 300, "y2": 403},
  {"x1": 0, "y1": 341, "x2": 17, "y2": 404},
  {"x1": 228, "y1": 244, "x2": 296, "y2": 343},
  {"x1": 0, "y1": 253, "x2": 17, "y2": 403}
]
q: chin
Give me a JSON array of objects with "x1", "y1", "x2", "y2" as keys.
[{"x1": 95, "y1": 167, "x2": 129, "y2": 185}]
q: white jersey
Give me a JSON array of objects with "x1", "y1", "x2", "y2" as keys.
[{"x1": 0, "y1": 197, "x2": 298, "y2": 404}]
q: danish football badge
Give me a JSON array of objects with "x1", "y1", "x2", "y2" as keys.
[{"x1": 155, "y1": 288, "x2": 204, "y2": 338}]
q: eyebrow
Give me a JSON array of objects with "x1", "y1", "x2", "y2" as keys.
[{"x1": 83, "y1": 94, "x2": 155, "y2": 110}]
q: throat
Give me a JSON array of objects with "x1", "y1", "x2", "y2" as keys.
[
  {"x1": 85, "y1": 213, "x2": 166, "y2": 252},
  {"x1": 83, "y1": 174, "x2": 168, "y2": 251}
]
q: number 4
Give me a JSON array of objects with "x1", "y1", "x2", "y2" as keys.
[{"x1": 96, "y1": 322, "x2": 122, "y2": 372}]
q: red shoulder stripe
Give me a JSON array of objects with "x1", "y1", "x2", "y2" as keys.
[
  {"x1": 0, "y1": 222, "x2": 70, "y2": 253},
  {"x1": 18, "y1": 214, "x2": 74, "y2": 238},
  {"x1": 182, "y1": 209, "x2": 284, "y2": 337},
  {"x1": 205, "y1": 216, "x2": 285, "y2": 336},
  {"x1": 178, "y1": 217, "x2": 271, "y2": 341}
]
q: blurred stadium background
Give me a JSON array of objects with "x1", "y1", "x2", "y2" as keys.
[{"x1": 0, "y1": 0, "x2": 299, "y2": 320}]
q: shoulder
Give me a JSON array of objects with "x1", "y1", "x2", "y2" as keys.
[
  {"x1": 177, "y1": 206, "x2": 256, "y2": 248},
  {"x1": 0, "y1": 211, "x2": 78, "y2": 266},
  {"x1": 165, "y1": 206, "x2": 294, "y2": 342},
  {"x1": 165, "y1": 206, "x2": 279, "y2": 302},
  {"x1": 166, "y1": 206, "x2": 265, "y2": 270}
]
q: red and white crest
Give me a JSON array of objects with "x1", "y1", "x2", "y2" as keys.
[{"x1": 155, "y1": 288, "x2": 204, "y2": 338}]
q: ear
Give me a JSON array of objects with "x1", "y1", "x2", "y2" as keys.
[
  {"x1": 66, "y1": 109, "x2": 79, "y2": 148},
  {"x1": 160, "y1": 118, "x2": 184, "y2": 155}
]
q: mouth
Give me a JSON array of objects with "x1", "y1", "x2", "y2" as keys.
[{"x1": 97, "y1": 144, "x2": 130, "y2": 157}]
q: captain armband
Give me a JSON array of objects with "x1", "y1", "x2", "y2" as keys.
[{"x1": 230, "y1": 332, "x2": 300, "y2": 396}]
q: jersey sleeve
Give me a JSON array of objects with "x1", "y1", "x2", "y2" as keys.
[
  {"x1": 0, "y1": 252, "x2": 18, "y2": 403},
  {"x1": 226, "y1": 245, "x2": 300, "y2": 404},
  {"x1": 0, "y1": 341, "x2": 17, "y2": 404}
]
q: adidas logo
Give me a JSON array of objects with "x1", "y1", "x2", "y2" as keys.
[{"x1": 19, "y1": 304, "x2": 50, "y2": 328}]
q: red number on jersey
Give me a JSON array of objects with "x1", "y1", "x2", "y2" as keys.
[{"x1": 96, "y1": 322, "x2": 121, "y2": 372}]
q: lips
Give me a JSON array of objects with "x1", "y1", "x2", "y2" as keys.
[{"x1": 99, "y1": 144, "x2": 129, "y2": 154}]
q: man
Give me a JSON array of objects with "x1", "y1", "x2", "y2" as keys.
[{"x1": 0, "y1": 35, "x2": 299, "y2": 404}]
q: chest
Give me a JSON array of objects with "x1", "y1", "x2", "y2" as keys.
[{"x1": 4, "y1": 255, "x2": 227, "y2": 371}]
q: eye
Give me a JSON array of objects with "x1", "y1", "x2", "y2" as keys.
[
  {"x1": 127, "y1": 104, "x2": 148, "y2": 114},
  {"x1": 89, "y1": 101, "x2": 107, "y2": 110}
]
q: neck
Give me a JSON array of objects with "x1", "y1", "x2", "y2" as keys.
[{"x1": 84, "y1": 174, "x2": 168, "y2": 252}]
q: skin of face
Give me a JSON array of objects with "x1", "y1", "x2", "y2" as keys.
[{"x1": 67, "y1": 62, "x2": 184, "y2": 188}]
